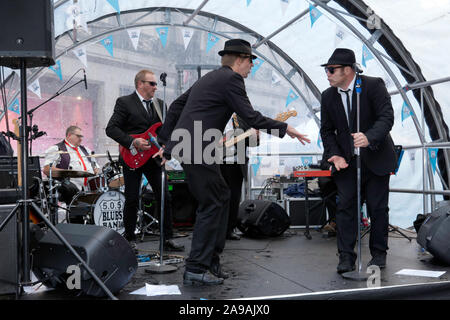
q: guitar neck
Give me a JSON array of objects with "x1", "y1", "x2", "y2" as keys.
[{"x1": 224, "y1": 129, "x2": 254, "y2": 148}]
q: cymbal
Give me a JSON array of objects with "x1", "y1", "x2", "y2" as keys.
[
  {"x1": 50, "y1": 169, "x2": 95, "y2": 178},
  {"x1": 41, "y1": 151, "x2": 114, "y2": 158}
]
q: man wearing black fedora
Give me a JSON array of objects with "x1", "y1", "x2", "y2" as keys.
[
  {"x1": 319, "y1": 48, "x2": 397, "y2": 274},
  {"x1": 156, "y1": 38, "x2": 310, "y2": 285}
]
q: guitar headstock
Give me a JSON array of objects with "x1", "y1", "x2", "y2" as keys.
[{"x1": 275, "y1": 110, "x2": 298, "y2": 122}]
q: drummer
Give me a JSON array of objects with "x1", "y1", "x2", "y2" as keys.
[{"x1": 43, "y1": 125, "x2": 99, "y2": 199}]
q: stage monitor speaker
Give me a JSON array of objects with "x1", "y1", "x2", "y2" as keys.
[
  {"x1": 237, "y1": 200, "x2": 290, "y2": 238},
  {"x1": 32, "y1": 224, "x2": 137, "y2": 297},
  {"x1": 417, "y1": 204, "x2": 450, "y2": 265},
  {"x1": 0, "y1": 204, "x2": 18, "y2": 296},
  {"x1": 0, "y1": 0, "x2": 55, "y2": 69}
]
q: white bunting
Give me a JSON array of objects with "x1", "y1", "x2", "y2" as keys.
[
  {"x1": 72, "y1": 46, "x2": 87, "y2": 68},
  {"x1": 127, "y1": 28, "x2": 141, "y2": 50},
  {"x1": 182, "y1": 28, "x2": 194, "y2": 50},
  {"x1": 28, "y1": 78, "x2": 42, "y2": 99},
  {"x1": 271, "y1": 70, "x2": 281, "y2": 86},
  {"x1": 334, "y1": 26, "x2": 348, "y2": 47},
  {"x1": 280, "y1": 0, "x2": 289, "y2": 15},
  {"x1": 65, "y1": 2, "x2": 89, "y2": 34}
]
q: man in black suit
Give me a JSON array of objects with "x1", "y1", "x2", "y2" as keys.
[
  {"x1": 105, "y1": 69, "x2": 184, "y2": 253},
  {"x1": 319, "y1": 48, "x2": 397, "y2": 274},
  {"x1": 156, "y1": 39, "x2": 310, "y2": 285}
]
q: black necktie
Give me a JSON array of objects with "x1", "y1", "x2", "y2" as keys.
[
  {"x1": 341, "y1": 89, "x2": 351, "y2": 124},
  {"x1": 143, "y1": 99, "x2": 153, "y2": 118}
]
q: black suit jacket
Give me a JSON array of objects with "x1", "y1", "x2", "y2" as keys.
[
  {"x1": 106, "y1": 92, "x2": 164, "y2": 149},
  {"x1": 158, "y1": 66, "x2": 288, "y2": 164},
  {"x1": 320, "y1": 75, "x2": 397, "y2": 176}
]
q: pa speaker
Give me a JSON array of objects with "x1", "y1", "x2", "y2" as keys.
[
  {"x1": 237, "y1": 200, "x2": 290, "y2": 238},
  {"x1": 0, "y1": 0, "x2": 55, "y2": 69},
  {"x1": 32, "y1": 224, "x2": 137, "y2": 297},
  {"x1": 0, "y1": 204, "x2": 18, "y2": 296},
  {"x1": 417, "y1": 204, "x2": 450, "y2": 265}
]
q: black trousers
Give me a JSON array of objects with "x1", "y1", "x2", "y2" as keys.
[
  {"x1": 182, "y1": 163, "x2": 230, "y2": 273},
  {"x1": 220, "y1": 163, "x2": 244, "y2": 235},
  {"x1": 333, "y1": 157, "x2": 390, "y2": 260},
  {"x1": 318, "y1": 176, "x2": 337, "y2": 222},
  {"x1": 121, "y1": 158, "x2": 173, "y2": 241}
]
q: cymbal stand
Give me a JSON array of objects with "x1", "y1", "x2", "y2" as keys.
[{"x1": 137, "y1": 181, "x2": 159, "y2": 242}]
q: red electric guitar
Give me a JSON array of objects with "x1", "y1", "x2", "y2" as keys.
[{"x1": 119, "y1": 122, "x2": 162, "y2": 169}]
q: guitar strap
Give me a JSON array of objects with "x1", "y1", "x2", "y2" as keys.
[{"x1": 152, "y1": 98, "x2": 163, "y2": 122}]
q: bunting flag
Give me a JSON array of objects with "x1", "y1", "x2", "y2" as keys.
[
  {"x1": 28, "y1": 78, "x2": 42, "y2": 99},
  {"x1": 156, "y1": 27, "x2": 169, "y2": 48},
  {"x1": 362, "y1": 44, "x2": 374, "y2": 68},
  {"x1": 317, "y1": 135, "x2": 322, "y2": 148},
  {"x1": 280, "y1": 0, "x2": 289, "y2": 15},
  {"x1": 334, "y1": 26, "x2": 348, "y2": 47},
  {"x1": 409, "y1": 150, "x2": 416, "y2": 172},
  {"x1": 73, "y1": 46, "x2": 87, "y2": 68},
  {"x1": 428, "y1": 148, "x2": 438, "y2": 174},
  {"x1": 8, "y1": 98, "x2": 20, "y2": 115},
  {"x1": 271, "y1": 70, "x2": 281, "y2": 86},
  {"x1": 285, "y1": 89, "x2": 299, "y2": 107},
  {"x1": 49, "y1": 60, "x2": 63, "y2": 81},
  {"x1": 182, "y1": 28, "x2": 194, "y2": 50},
  {"x1": 100, "y1": 35, "x2": 114, "y2": 57},
  {"x1": 127, "y1": 28, "x2": 141, "y2": 50},
  {"x1": 206, "y1": 33, "x2": 220, "y2": 53},
  {"x1": 246, "y1": 0, "x2": 252, "y2": 6},
  {"x1": 395, "y1": 149, "x2": 404, "y2": 174},
  {"x1": 106, "y1": 0, "x2": 120, "y2": 14},
  {"x1": 401, "y1": 101, "x2": 413, "y2": 123},
  {"x1": 301, "y1": 156, "x2": 313, "y2": 167},
  {"x1": 251, "y1": 157, "x2": 262, "y2": 176},
  {"x1": 250, "y1": 58, "x2": 264, "y2": 76},
  {"x1": 309, "y1": 3, "x2": 323, "y2": 27}
]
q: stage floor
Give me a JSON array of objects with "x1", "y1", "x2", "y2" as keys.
[{"x1": 14, "y1": 225, "x2": 450, "y2": 301}]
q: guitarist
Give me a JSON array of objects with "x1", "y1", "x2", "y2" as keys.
[{"x1": 105, "y1": 69, "x2": 184, "y2": 253}]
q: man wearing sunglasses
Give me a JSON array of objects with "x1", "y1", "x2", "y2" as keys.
[
  {"x1": 106, "y1": 69, "x2": 184, "y2": 253},
  {"x1": 155, "y1": 39, "x2": 310, "y2": 286},
  {"x1": 319, "y1": 48, "x2": 397, "y2": 274}
]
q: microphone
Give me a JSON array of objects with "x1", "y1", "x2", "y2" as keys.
[
  {"x1": 352, "y1": 63, "x2": 363, "y2": 73},
  {"x1": 83, "y1": 69, "x2": 88, "y2": 90},
  {"x1": 160, "y1": 72, "x2": 167, "y2": 86},
  {"x1": 148, "y1": 133, "x2": 162, "y2": 149}
]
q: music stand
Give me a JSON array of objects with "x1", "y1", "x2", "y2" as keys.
[
  {"x1": 145, "y1": 73, "x2": 177, "y2": 274},
  {"x1": 0, "y1": 58, "x2": 118, "y2": 299}
]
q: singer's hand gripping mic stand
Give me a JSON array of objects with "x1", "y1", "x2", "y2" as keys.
[{"x1": 145, "y1": 73, "x2": 177, "y2": 274}]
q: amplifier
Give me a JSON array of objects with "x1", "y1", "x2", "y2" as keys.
[{"x1": 284, "y1": 197, "x2": 327, "y2": 228}]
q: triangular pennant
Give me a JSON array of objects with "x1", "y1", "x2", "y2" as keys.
[
  {"x1": 301, "y1": 156, "x2": 313, "y2": 167},
  {"x1": 182, "y1": 28, "x2": 194, "y2": 50},
  {"x1": 246, "y1": 0, "x2": 252, "y2": 6},
  {"x1": 28, "y1": 78, "x2": 42, "y2": 99},
  {"x1": 127, "y1": 28, "x2": 141, "y2": 50},
  {"x1": 100, "y1": 35, "x2": 114, "y2": 57},
  {"x1": 72, "y1": 46, "x2": 87, "y2": 68},
  {"x1": 250, "y1": 58, "x2": 264, "y2": 76},
  {"x1": 334, "y1": 26, "x2": 347, "y2": 47},
  {"x1": 428, "y1": 148, "x2": 438, "y2": 174},
  {"x1": 401, "y1": 101, "x2": 413, "y2": 123},
  {"x1": 8, "y1": 98, "x2": 20, "y2": 115},
  {"x1": 280, "y1": 0, "x2": 289, "y2": 15},
  {"x1": 309, "y1": 4, "x2": 323, "y2": 27},
  {"x1": 206, "y1": 33, "x2": 220, "y2": 53},
  {"x1": 271, "y1": 70, "x2": 281, "y2": 86},
  {"x1": 251, "y1": 157, "x2": 262, "y2": 176},
  {"x1": 49, "y1": 60, "x2": 63, "y2": 81},
  {"x1": 106, "y1": 0, "x2": 120, "y2": 14},
  {"x1": 317, "y1": 135, "x2": 322, "y2": 148},
  {"x1": 156, "y1": 27, "x2": 169, "y2": 48},
  {"x1": 362, "y1": 44, "x2": 374, "y2": 68},
  {"x1": 285, "y1": 89, "x2": 299, "y2": 107}
]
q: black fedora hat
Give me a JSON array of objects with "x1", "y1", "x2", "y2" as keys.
[
  {"x1": 218, "y1": 39, "x2": 257, "y2": 60},
  {"x1": 321, "y1": 48, "x2": 356, "y2": 67}
]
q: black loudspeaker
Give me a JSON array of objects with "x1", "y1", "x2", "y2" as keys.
[
  {"x1": 0, "y1": 204, "x2": 18, "y2": 295},
  {"x1": 237, "y1": 200, "x2": 290, "y2": 238},
  {"x1": 0, "y1": 0, "x2": 55, "y2": 69},
  {"x1": 32, "y1": 224, "x2": 137, "y2": 297},
  {"x1": 417, "y1": 204, "x2": 450, "y2": 265}
]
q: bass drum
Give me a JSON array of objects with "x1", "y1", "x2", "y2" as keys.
[{"x1": 92, "y1": 190, "x2": 125, "y2": 234}]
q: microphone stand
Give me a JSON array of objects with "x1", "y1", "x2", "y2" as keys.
[
  {"x1": 145, "y1": 72, "x2": 177, "y2": 274},
  {"x1": 342, "y1": 71, "x2": 369, "y2": 281}
]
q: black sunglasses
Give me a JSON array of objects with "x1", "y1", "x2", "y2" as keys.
[
  {"x1": 240, "y1": 54, "x2": 254, "y2": 62},
  {"x1": 324, "y1": 65, "x2": 347, "y2": 74},
  {"x1": 142, "y1": 80, "x2": 157, "y2": 86}
]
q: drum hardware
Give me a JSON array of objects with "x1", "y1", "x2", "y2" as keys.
[{"x1": 137, "y1": 182, "x2": 159, "y2": 241}]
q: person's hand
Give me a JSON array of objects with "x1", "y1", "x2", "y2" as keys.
[
  {"x1": 133, "y1": 138, "x2": 151, "y2": 151},
  {"x1": 286, "y1": 125, "x2": 310, "y2": 145},
  {"x1": 327, "y1": 155, "x2": 348, "y2": 171},
  {"x1": 152, "y1": 146, "x2": 168, "y2": 165},
  {"x1": 352, "y1": 132, "x2": 369, "y2": 148}
]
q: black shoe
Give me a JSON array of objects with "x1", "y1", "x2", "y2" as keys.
[
  {"x1": 368, "y1": 253, "x2": 387, "y2": 269},
  {"x1": 183, "y1": 270, "x2": 224, "y2": 286},
  {"x1": 210, "y1": 262, "x2": 230, "y2": 279},
  {"x1": 163, "y1": 239, "x2": 185, "y2": 252},
  {"x1": 226, "y1": 232, "x2": 241, "y2": 240},
  {"x1": 337, "y1": 254, "x2": 355, "y2": 274}
]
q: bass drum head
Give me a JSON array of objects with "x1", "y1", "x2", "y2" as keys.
[{"x1": 93, "y1": 190, "x2": 125, "y2": 234}]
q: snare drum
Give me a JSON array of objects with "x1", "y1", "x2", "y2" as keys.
[
  {"x1": 86, "y1": 175, "x2": 107, "y2": 192},
  {"x1": 103, "y1": 161, "x2": 124, "y2": 189}
]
